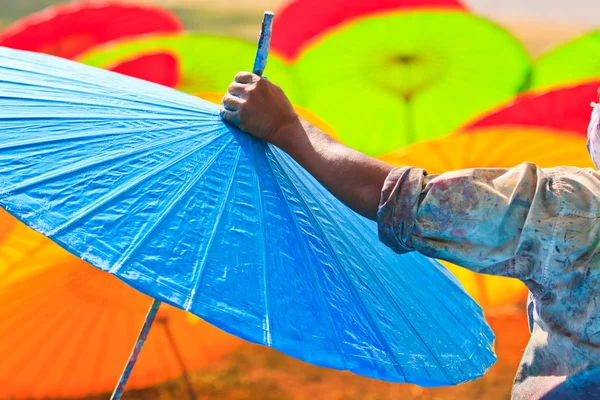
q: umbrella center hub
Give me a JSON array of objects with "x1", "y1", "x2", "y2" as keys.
[
  {"x1": 392, "y1": 54, "x2": 419, "y2": 64},
  {"x1": 372, "y1": 53, "x2": 445, "y2": 99}
]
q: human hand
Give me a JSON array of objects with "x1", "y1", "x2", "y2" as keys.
[{"x1": 220, "y1": 72, "x2": 299, "y2": 145}]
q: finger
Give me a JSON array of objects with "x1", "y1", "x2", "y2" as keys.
[
  {"x1": 219, "y1": 108, "x2": 242, "y2": 127},
  {"x1": 222, "y1": 94, "x2": 243, "y2": 111},
  {"x1": 235, "y1": 71, "x2": 255, "y2": 84},
  {"x1": 227, "y1": 82, "x2": 249, "y2": 98}
]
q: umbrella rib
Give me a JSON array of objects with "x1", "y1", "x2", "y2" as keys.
[
  {"x1": 350, "y1": 214, "x2": 492, "y2": 377},
  {"x1": 7, "y1": 305, "x2": 76, "y2": 389},
  {"x1": 0, "y1": 286, "x2": 64, "y2": 327},
  {"x1": 253, "y1": 145, "x2": 272, "y2": 345},
  {"x1": 0, "y1": 126, "x2": 203, "y2": 199},
  {"x1": 475, "y1": 129, "x2": 515, "y2": 167},
  {"x1": 84, "y1": 304, "x2": 116, "y2": 395},
  {"x1": 0, "y1": 118, "x2": 120, "y2": 132},
  {"x1": 0, "y1": 92, "x2": 203, "y2": 119},
  {"x1": 270, "y1": 150, "x2": 408, "y2": 379},
  {"x1": 0, "y1": 275, "x2": 74, "y2": 329},
  {"x1": 291, "y1": 174, "x2": 456, "y2": 380},
  {"x1": 0, "y1": 119, "x2": 210, "y2": 152},
  {"x1": 0, "y1": 113, "x2": 206, "y2": 121},
  {"x1": 0, "y1": 134, "x2": 141, "y2": 171},
  {"x1": 466, "y1": 132, "x2": 491, "y2": 168},
  {"x1": 262, "y1": 147, "x2": 349, "y2": 368},
  {"x1": 0, "y1": 73, "x2": 206, "y2": 119},
  {"x1": 47, "y1": 128, "x2": 228, "y2": 237},
  {"x1": 184, "y1": 147, "x2": 241, "y2": 311},
  {"x1": 0, "y1": 66, "x2": 204, "y2": 117},
  {"x1": 404, "y1": 267, "x2": 495, "y2": 367},
  {"x1": 0, "y1": 214, "x2": 15, "y2": 240},
  {"x1": 33, "y1": 303, "x2": 98, "y2": 395},
  {"x1": 358, "y1": 239, "x2": 490, "y2": 376},
  {"x1": 430, "y1": 140, "x2": 457, "y2": 171},
  {"x1": 0, "y1": 128, "x2": 119, "y2": 153},
  {"x1": 290, "y1": 151, "x2": 492, "y2": 379},
  {"x1": 0, "y1": 306, "x2": 64, "y2": 373},
  {"x1": 462, "y1": 131, "x2": 477, "y2": 168},
  {"x1": 0, "y1": 241, "x2": 49, "y2": 286},
  {"x1": 112, "y1": 137, "x2": 235, "y2": 273}
]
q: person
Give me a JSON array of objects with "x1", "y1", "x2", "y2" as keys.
[{"x1": 220, "y1": 72, "x2": 600, "y2": 400}]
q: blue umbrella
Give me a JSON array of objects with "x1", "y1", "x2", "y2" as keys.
[{"x1": 0, "y1": 14, "x2": 495, "y2": 395}]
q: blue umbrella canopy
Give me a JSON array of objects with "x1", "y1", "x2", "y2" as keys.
[{"x1": 0, "y1": 46, "x2": 495, "y2": 386}]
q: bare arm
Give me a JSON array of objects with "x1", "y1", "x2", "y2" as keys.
[{"x1": 220, "y1": 72, "x2": 393, "y2": 220}]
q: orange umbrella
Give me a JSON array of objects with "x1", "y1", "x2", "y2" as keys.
[
  {"x1": 0, "y1": 210, "x2": 242, "y2": 399},
  {"x1": 378, "y1": 126, "x2": 593, "y2": 312},
  {"x1": 486, "y1": 311, "x2": 530, "y2": 367},
  {"x1": 0, "y1": 208, "x2": 53, "y2": 288}
]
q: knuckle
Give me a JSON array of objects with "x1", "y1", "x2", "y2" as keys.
[
  {"x1": 238, "y1": 106, "x2": 249, "y2": 118},
  {"x1": 235, "y1": 71, "x2": 252, "y2": 82}
]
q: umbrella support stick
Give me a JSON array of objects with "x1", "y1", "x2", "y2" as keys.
[
  {"x1": 111, "y1": 298, "x2": 162, "y2": 400},
  {"x1": 158, "y1": 317, "x2": 198, "y2": 400}
]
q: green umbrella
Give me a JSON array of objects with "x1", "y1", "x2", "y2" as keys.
[
  {"x1": 531, "y1": 30, "x2": 600, "y2": 90},
  {"x1": 76, "y1": 32, "x2": 296, "y2": 96},
  {"x1": 291, "y1": 11, "x2": 530, "y2": 156}
]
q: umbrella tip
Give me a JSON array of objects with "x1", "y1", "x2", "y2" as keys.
[{"x1": 253, "y1": 11, "x2": 275, "y2": 76}]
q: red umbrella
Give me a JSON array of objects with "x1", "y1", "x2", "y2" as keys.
[
  {"x1": 0, "y1": 1, "x2": 182, "y2": 59},
  {"x1": 271, "y1": 0, "x2": 467, "y2": 60},
  {"x1": 109, "y1": 52, "x2": 180, "y2": 88},
  {"x1": 460, "y1": 81, "x2": 600, "y2": 136}
]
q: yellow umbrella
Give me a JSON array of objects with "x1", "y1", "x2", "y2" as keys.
[
  {"x1": 378, "y1": 126, "x2": 593, "y2": 312},
  {"x1": 0, "y1": 208, "x2": 53, "y2": 288},
  {"x1": 0, "y1": 210, "x2": 242, "y2": 399}
]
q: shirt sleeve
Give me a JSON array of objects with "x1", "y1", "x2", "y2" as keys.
[{"x1": 377, "y1": 162, "x2": 564, "y2": 279}]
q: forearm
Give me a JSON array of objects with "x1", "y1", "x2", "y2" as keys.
[
  {"x1": 273, "y1": 118, "x2": 394, "y2": 220},
  {"x1": 220, "y1": 73, "x2": 395, "y2": 219}
]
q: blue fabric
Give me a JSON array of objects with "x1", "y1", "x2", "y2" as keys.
[{"x1": 0, "y1": 47, "x2": 495, "y2": 386}]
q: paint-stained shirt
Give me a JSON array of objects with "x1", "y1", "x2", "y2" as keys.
[{"x1": 377, "y1": 162, "x2": 600, "y2": 400}]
